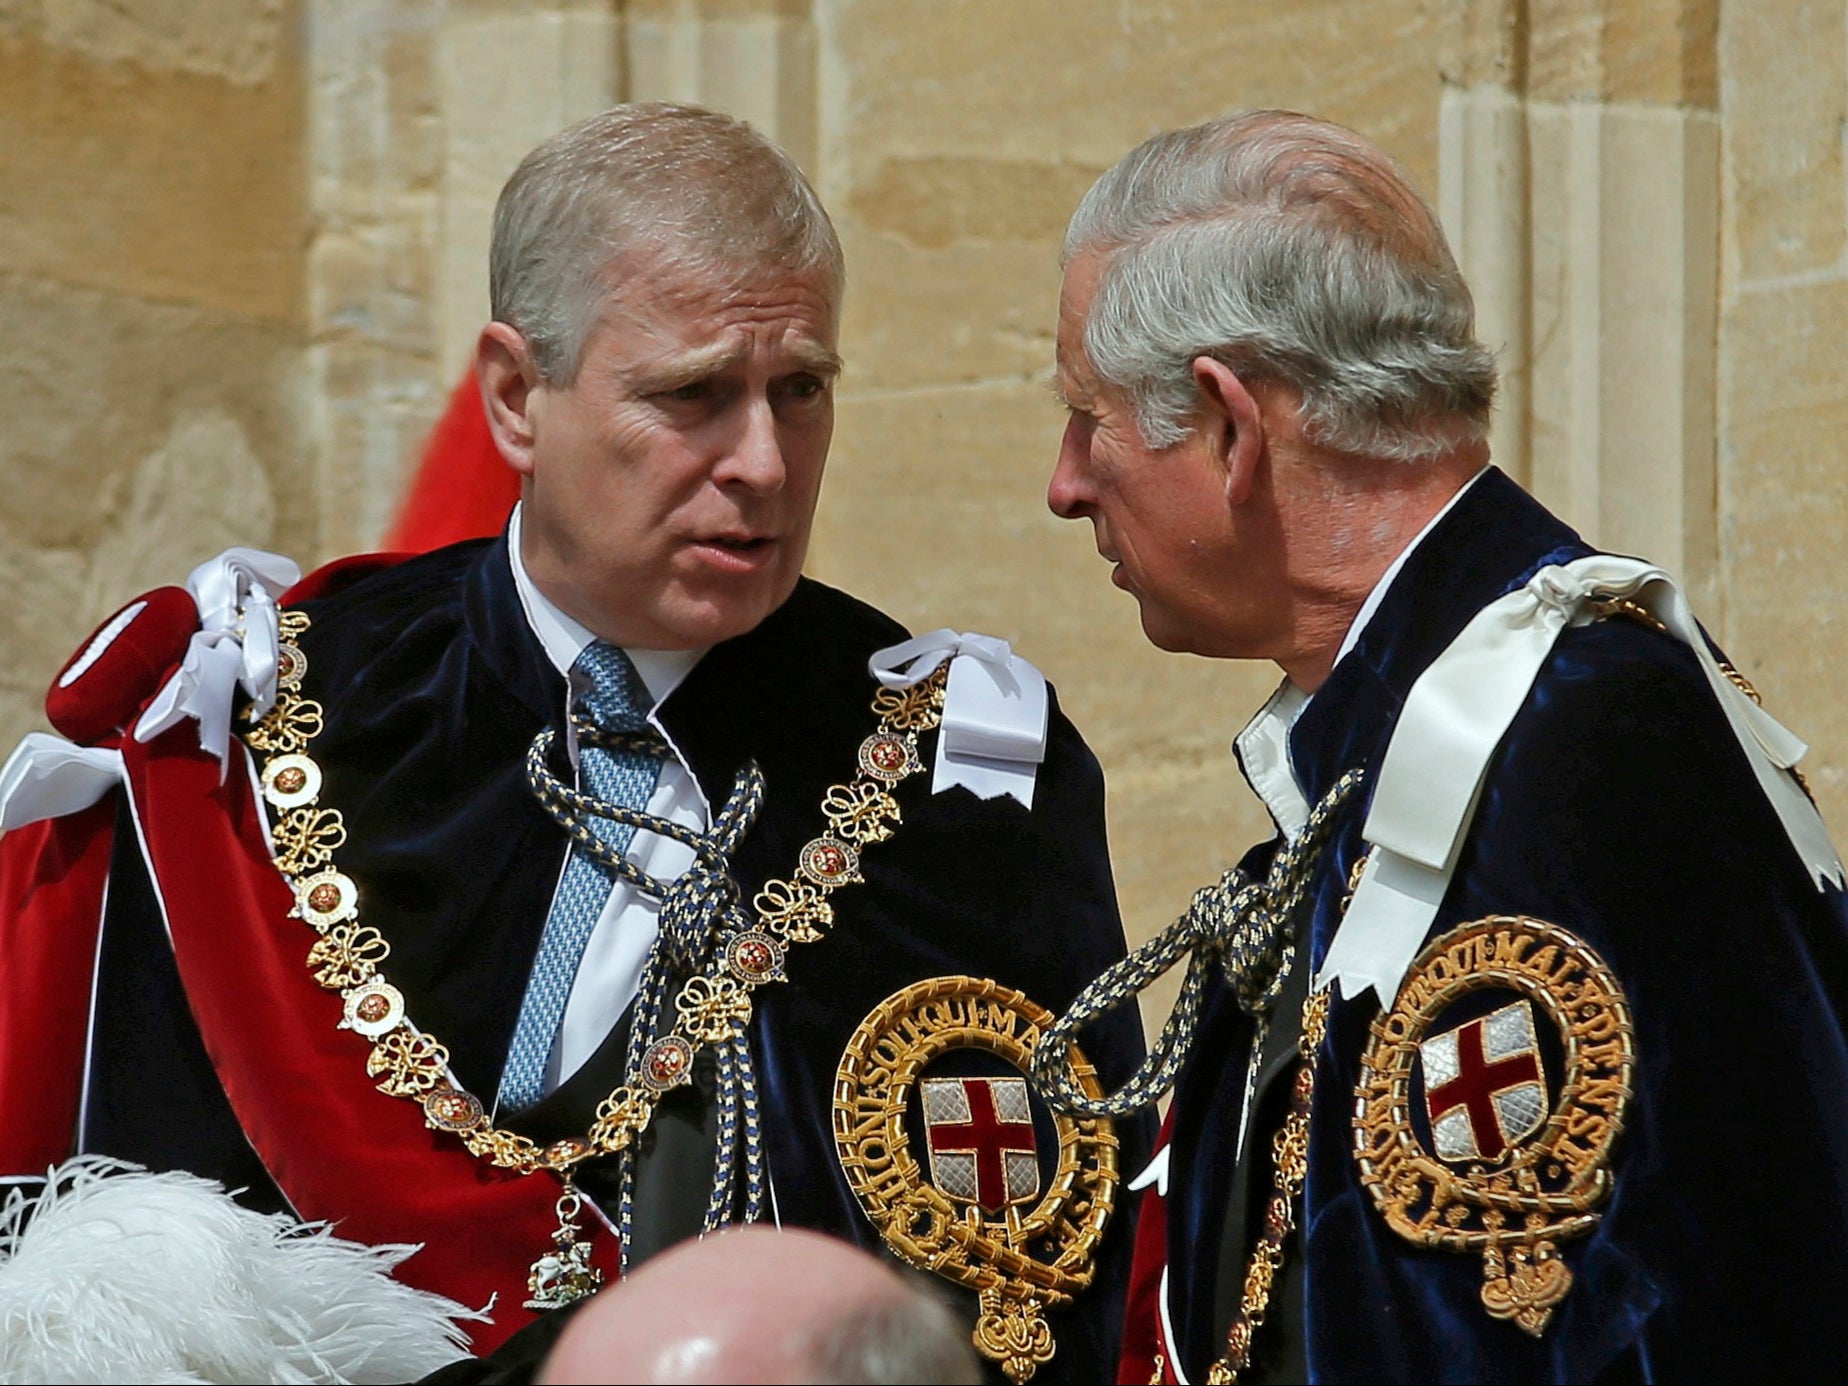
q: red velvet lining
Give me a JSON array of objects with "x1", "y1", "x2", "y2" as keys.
[
  {"x1": 0, "y1": 802, "x2": 116, "y2": 1174},
  {"x1": 1117, "y1": 1112, "x2": 1175, "y2": 1386},
  {"x1": 121, "y1": 726, "x2": 616, "y2": 1351}
]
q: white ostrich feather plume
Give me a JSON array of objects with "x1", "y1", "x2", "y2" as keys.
[{"x1": 0, "y1": 1157, "x2": 483, "y2": 1384}]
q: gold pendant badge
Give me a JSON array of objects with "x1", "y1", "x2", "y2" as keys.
[
  {"x1": 1353, "y1": 916, "x2": 1635, "y2": 1336},
  {"x1": 834, "y1": 976, "x2": 1120, "y2": 1383}
]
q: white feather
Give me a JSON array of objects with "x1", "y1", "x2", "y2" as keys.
[{"x1": 0, "y1": 1157, "x2": 483, "y2": 1384}]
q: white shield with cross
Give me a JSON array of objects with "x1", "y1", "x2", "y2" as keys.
[
  {"x1": 920, "y1": 1075, "x2": 1042, "y2": 1213},
  {"x1": 1419, "y1": 999, "x2": 1549, "y2": 1163}
]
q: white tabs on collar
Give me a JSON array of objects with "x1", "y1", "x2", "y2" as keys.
[
  {"x1": 1235, "y1": 679, "x2": 1312, "y2": 840},
  {"x1": 132, "y1": 547, "x2": 302, "y2": 777},
  {"x1": 868, "y1": 629, "x2": 1049, "y2": 808},
  {"x1": 1317, "y1": 554, "x2": 1845, "y2": 1008}
]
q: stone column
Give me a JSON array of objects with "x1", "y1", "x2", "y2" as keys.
[
  {"x1": 624, "y1": 0, "x2": 818, "y2": 170},
  {"x1": 1439, "y1": 0, "x2": 1722, "y2": 615},
  {"x1": 305, "y1": 0, "x2": 623, "y2": 558},
  {"x1": 1717, "y1": 1, "x2": 1848, "y2": 824}
]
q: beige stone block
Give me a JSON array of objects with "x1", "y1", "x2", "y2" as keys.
[
  {"x1": 1718, "y1": 279, "x2": 1848, "y2": 835},
  {"x1": 80, "y1": 409, "x2": 279, "y2": 617},
  {"x1": 0, "y1": 544, "x2": 84, "y2": 753},
  {"x1": 836, "y1": 225, "x2": 1062, "y2": 392},
  {"x1": 0, "y1": 274, "x2": 303, "y2": 758},
  {"x1": 1529, "y1": 0, "x2": 1716, "y2": 106},
  {"x1": 1720, "y1": 1, "x2": 1846, "y2": 284},
  {"x1": 435, "y1": 8, "x2": 622, "y2": 379},
  {"x1": 21, "y1": 0, "x2": 288, "y2": 86},
  {"x1": 1439, "y1": 83, "x2": 1532, "y2": 486},
  {"x1": 308, "y1": 208, "x2": 439, "y2": 358},
  {"x1": 1437, "y1": 0, "x2": 1526, "y2": 90},
  {"x1": 0, "y1": 30, "x2": 307, "y2": 324},
  {"x1": 383, "y1": 28, "x2": 443, "y2": 193},
  {"x1": 847, "y1": 156, "x2": 1105, "y2": 254},
  {"x1": 0, "y1": 275, "x2": 305, "y2": 554},
  {"x1": 308, "y1": 339, "x2": 449, "y2": 557},
  {"x1": 628, "y1": 0, "x2": 811, "y2": 18},
  {"x1": 819, "y1": 0, "x2": 1442, "y2": 193}
]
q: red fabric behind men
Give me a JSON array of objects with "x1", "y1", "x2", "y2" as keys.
[
  {"x1": 119, "y1": 724, "x2": 614, "y2": 1350},
  {"x1": 382, "y1": 374, "x2": 520, "y2": 553},
  {"x1": 0, "y1": 802, "x2": 116, "y2": 1174}
]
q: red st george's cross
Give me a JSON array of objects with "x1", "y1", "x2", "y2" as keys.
[
  {"x1": 1421, "y1": 1001, "x2": 1547, "y2": 1162},
  {"x1": 921, "y1": 1075, "x2": 1041, "y2": 1213}
]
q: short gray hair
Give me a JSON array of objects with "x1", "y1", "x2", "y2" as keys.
[
  {"x1": 490, "y1": 102, "x2": 845, "y2": 384},
  {"x1": 1064, "y1": 110, "x2": 1496, "y2": 462},
  {"x1": 802, "y1": 1275, "x2": 982, "y2": 1385}
]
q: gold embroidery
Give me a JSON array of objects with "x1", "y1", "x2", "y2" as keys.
[
  {"x1": 1351, "y1": 915, "x2": 1635, "y2": 1336},
  {"x1": 834, "y1": 975, "x2": 1121, "y2": 1384}
]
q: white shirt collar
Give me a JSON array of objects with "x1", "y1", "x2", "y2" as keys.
[
  {"x1": 506, "y1": 503, "x2": 705, "y2": 708},
  {"x1": 1232, "y1": 466, "x2": 1489, "y2": 838}
]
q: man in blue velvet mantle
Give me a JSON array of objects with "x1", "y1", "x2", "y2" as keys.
[
  {"x1": 0, "y1": 104, "x2": 1145, "y2": 1382},
  {"x1": 1039, "y1": 109, "x2": 1848, "y2": 1383}
]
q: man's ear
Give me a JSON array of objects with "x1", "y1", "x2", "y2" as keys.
[
  {"x1": 1191, "y1": 355, "x2": 1265, "y2": 507},
  {"x1": 476, "y1": 322, "x2": 543, "y2": 478}
]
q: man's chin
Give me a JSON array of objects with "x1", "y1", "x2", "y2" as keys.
[{"x1": 663, "y1": 573, "x2": 802, "y2": 649}]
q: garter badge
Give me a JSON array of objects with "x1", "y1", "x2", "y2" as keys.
[
  {"x1": 1353, "y1": 916, "x2": 1634, "y2": 1337},
  {"x1": 834, "y1": 976, "x2": 1120, "y2": 1384}
]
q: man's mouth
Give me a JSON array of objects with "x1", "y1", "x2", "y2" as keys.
[{"x1": 690, "y1": 532, "x2": 780, "y2": 572}]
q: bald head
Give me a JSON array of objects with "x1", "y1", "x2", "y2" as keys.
[{"x1": 539, "y1": 1227, "x2": 980, "y2": 1385}]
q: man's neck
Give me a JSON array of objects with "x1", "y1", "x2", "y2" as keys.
[{"x1": 1275, "y1": 447, "x2": 1489, "y2": 692}]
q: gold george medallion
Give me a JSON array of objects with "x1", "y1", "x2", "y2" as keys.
[
  {"x1": 1353, "y1": 916, "x2": 1635, "y2": 1336},
  {"x1": 834, "y1": 976, "x2": 1120, "y2": 1384}
]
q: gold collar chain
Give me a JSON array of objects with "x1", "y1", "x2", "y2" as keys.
[{"x1": 241, "y1": 607, "x2": 946, "y2": 1183}]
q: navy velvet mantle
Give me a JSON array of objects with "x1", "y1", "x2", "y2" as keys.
[
  {"x1": 1163, "y1": 468, "x2": 1848, "y2": 1382},
  {"x1": 83, "y1": 537, "x2": 1150, "y2": 1382}
]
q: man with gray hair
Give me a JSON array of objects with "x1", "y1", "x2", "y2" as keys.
[
  {"x1": 0, "y1": 103, "x2": 1147, "y2": 1382},
  {"x1": 1035, "y1": 110, "x2": 1848, "y2": 1382}
]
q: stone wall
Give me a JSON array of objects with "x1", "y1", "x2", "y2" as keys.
[
  {"x1": 2, "y1": 2, "x2": 1843, "y2": 1029},
  {"x1": 0, "y1": 0, "x2": 308, "y2": 760}
]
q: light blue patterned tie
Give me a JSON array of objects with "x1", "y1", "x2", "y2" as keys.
[{"x1": 499, "y1": 641, "x2": 664, "y2": 1113}]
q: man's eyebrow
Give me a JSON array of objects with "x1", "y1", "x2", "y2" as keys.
[
  {"x1": 631, "y1": 340, "x2": 844, "y2": 393},
  {"x1": 1048, "y1": 364, "x2": 1089, "y2": 411},
  {"x1": 788, "y1": 344, "x2": 844, "y2": 378},
  {"x1": 631, "y1": 340, "x2": 741, "y2": 392}
]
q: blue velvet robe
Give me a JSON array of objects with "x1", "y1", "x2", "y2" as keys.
[
  {"x1": 78, "y1": 535, "x2": 1151, "y2": 1381},
  {"x1": 1160, "y1": 468, "x2": 1848, "y2": 1382}
]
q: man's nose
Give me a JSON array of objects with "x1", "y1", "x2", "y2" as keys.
[
  {"x1": 718, "y1": 399, "x2": 788, "y2": 493},
  {"x1": 1047, "y1": 415, "x2": 1094, "y2": 519}
]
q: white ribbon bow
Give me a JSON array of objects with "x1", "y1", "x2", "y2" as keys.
[
  {"x1": 1317, "y1": 555, "x2": 1845, "y2": 1007},
  {"x1": 0, "y1": 736, "x2": 127, "y2": 834},
  {"x1": 134, "y1": 548, "x2": 302, "y2": 777},
  {"x1": 868, "y1": 629, "x2": 1050, "y2": 808},
  {"x1": 0, "y1": 548, "x2": 303, "y2": 834}
]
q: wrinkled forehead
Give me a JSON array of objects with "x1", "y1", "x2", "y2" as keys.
[
  {"x1": 599, "y1": 240, "x2": 838, "y2": 317},
  {"x1": 1054, "y1": 253, "x2": 1109, "y2": 386}
]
